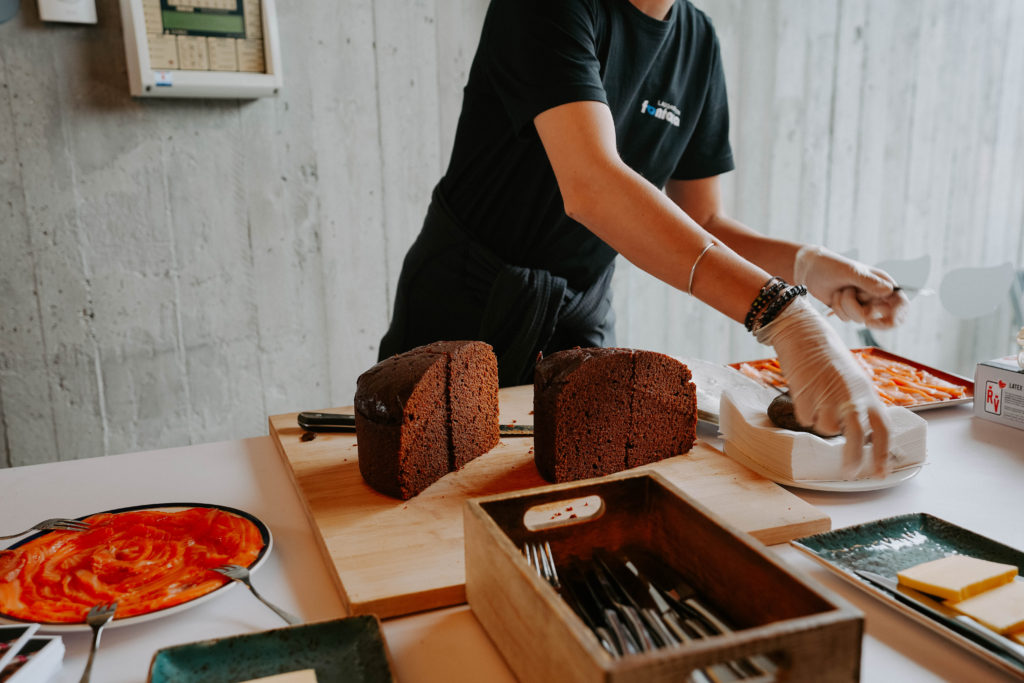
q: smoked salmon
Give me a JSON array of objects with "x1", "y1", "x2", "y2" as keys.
[
  {"x1": 733, "y1": 349, "x2": 967, "y2": 408},
  {"x1": 0, "y1": 507, "x2": 264, "y2": 623}
]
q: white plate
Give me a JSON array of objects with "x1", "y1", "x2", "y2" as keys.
[
  {"x1": 724, "y1": 445, "x2": 924, "y2": 492},
  {"x1": 676, "y1": 357, "x2": 779, "y2": 426},
  {"x1": 0, "y1": 502, "x2": 272, "y2": 632}
]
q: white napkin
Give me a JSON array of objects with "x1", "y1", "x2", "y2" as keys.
[{"x1": 718, "y1": 389, "x2": 927, "y2": 482}]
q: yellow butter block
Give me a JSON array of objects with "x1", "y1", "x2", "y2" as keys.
[
  {"x1": 948, "y1": 580, "x2": 1024, "y2": 634},
  {"x1": 896, "y1": 555, "x2": 1018, "y2": 601},
  {"x1": 238, "y1": 670, "x2": 318, "y2": 683}
]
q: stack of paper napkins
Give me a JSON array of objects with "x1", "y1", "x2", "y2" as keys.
[{"x1": 718, "y1": 390, "x2": 927, "y2": 482}]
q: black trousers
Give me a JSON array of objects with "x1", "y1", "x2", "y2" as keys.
[{"x1": 378, "y1": 186, "x2": 616, "y2": 386}]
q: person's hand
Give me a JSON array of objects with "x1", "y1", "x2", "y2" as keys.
[
  {"x1": 793, "y1": 245, "x2": 909, "y2": 329},
  {"x1": 755, "y1": 296, "x2": 891, "y2": 478}
]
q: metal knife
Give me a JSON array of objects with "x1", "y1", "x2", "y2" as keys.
[
  {"x1": 587, "y1": 560, "x2": 654, "y2": 652},
  {"x1": 621, "y1": 548, "x2": 775, "y2": 678},
  {"x1": 296, "y1": 411, "x2": 534, "y2": 437},
  {"x1": 558, "y1": 566, "x2": 621, "y2": 658},
  {"x1": 855, "y1": 570, "x2": 1024, "y2": 668},
  {"x1": 592, "y1": 550, "x2": 677, "y2": 649}
]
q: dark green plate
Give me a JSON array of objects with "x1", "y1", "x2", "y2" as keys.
[
  {"x1": 147, "y1": 616, "x2": 395, "y2": 683},
  {"x1": 792, "y1": 513, "x2": 1024, "y2": 676}
]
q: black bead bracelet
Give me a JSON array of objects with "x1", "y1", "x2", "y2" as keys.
[
  {"x1": 743, "y1": 277, "x2": 787, "y2": 331},
  {"x1": 749, "y1": 284, "x2": 808, "y2": 333},
  {"x1": 744, "y1": 277, "x2": 808, "y2": 333}
]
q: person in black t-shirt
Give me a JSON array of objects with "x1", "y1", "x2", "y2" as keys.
[{"x1": 379, "y1": 0, "x2": 909, "y2": 477}]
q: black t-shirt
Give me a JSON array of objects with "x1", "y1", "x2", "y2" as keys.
[{"x1": 439, "y1": 0, "x2": 734, "y2": 291}]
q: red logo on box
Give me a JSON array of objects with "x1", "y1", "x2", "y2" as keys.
[{"x1": 985, "y1": 380, "x2": 1004, "y2": 415}]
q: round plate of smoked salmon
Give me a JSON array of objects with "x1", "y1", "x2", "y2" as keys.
[{"x1": 0, "y1": 503, "x2": 271, "y2": 631}]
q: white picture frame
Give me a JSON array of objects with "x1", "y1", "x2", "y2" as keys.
[{"x1": 119, "y1": 0, "x2": 283, "y2": 98}]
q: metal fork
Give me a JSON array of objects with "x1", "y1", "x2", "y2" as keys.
[
  {"x1": 524, "y1": 544, "x2": 628, "y2": 659},
  {"x1": 211, "y1": 564, "x2": 301, "y2": 626},
  {"x1": 79, "y1": 602, "x2": 117, "y2": 683},
  {"x1": 522, "y1": 540, "x2": 561, "y2": 589},
  {"x1": 0, "y1": 518, "x2": 91, "y2": 540}
]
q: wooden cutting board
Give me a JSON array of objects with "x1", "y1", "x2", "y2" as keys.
[{"x1": 269, "y1": 385, "x2": 829, "y2": 619}]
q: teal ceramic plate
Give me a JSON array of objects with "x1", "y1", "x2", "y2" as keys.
[
  {"x1": 792, "y1": 513, "x2": 1024, "y2": 676},
  {"x1": 147, "y1": 616, "x2": 395, "y2": 683}
]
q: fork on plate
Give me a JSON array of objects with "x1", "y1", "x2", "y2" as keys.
[
  {"x1": 79, "y1": 602, "x2": 117, "y2": 683},
  {"x1": 211, "y1": 564, "x2": 301, "y2": 626},
  {"x1": 0, "y1": 518, "x2": 91, "y2": 540}
]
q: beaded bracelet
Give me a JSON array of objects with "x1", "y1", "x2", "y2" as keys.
[
  {"x1": 749, "y1": 284, "x2": 808, "y2": 333},
  {"x1": 743, "y1": 277, "x2": 787, "y2": 331}
]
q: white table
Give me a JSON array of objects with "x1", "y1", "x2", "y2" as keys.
[{"x1": 0, "y1": 404, "x2": 1020, "y2": 682}]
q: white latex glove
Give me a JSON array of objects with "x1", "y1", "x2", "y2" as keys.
[
  {"x1": 793, "y1": 245, "x2": 910, "y2": 329},
  {"x1": 755, "y1": 296, "x2": 891, "y2": 478}
]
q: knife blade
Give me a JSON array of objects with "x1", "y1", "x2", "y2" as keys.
[
  {"x1": 592, "y1": 549, "x2": 677, "y2": 649},
  {"x1": 855, "y1": 570, "x2": 1024, "y2": 668},
  {"x1": 566, "y1": 559, "x2": 640, "y2": 656},
  {"x1": 557, "y1": 565, "x2": 618, "y2": 655},
  {"x1": 296, "y1": 411, "x2": 534, "y2": 437},
  {"x1": 621, "y1": 548, "x2": 771, "y2": 679},
  {"x1": 587, "y1": 558, "x2": 654, "y2": 652}
]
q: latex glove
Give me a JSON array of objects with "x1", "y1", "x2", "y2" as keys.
[
  {"x1": 755, "y1": 296, "x2": 891, "y2": 478},
  {"x1": 793, "y1": 245, "x2": 910, "y2": 329}
]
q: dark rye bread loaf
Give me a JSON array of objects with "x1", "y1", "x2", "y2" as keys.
[
  {"x1": 355, "y1": 341, "x2": 500, "y2": 499},
  {"x1": 533, "y1": 347, "x2": 696, "y2": 483}
]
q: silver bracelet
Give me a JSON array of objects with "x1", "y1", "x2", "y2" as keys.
[{"x1": 687, "y1": 241, "x2": 716, "y2": 295}]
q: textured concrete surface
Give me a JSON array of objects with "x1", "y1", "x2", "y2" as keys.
[{"x1": 0, "y1": 0, "x2": 1021, "y2": 467}]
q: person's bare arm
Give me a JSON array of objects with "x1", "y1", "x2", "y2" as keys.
[
  {"x1": 666, "y1": 175, "x2": 908, "y2": 328},
  {"x1": 665, "y1": 176, "x2": 799, "y2": 282},
  {"x1": 535, "y1": 99, "x2": 894, "y2": 475},
  {"x1": 533, "y1": 100, "x2": 768, "y2": 323}
]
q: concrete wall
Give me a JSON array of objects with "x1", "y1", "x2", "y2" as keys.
[{"x1": 1, "y1": 0, "x2": 1022, "y2": 467}]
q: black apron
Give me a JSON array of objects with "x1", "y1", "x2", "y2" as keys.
[{"x1": 379, "y1": 186, "x2": 616, "y2": 386}]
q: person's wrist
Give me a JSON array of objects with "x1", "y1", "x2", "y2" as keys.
[
  {"x1": 744, "y1": 278, "x2": 808, "y2": 335},
  {"x1": 752, "y1": 294, "x2": 820, "y2": 345},
  {"x1": 792, "y1": 244, "x2": 825, "y2": 286}
]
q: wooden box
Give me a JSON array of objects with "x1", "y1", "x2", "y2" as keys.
[{"x1": 464, "y1": 472, "x2": 862, "y2": 683}]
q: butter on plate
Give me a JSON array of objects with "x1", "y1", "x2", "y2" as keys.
[
  {"x1": 897, "y1": 555, "x2": 1018, "y2": 602},
  {"x1": 239, "y1": 670, "x2": 318, "y2": 683}
]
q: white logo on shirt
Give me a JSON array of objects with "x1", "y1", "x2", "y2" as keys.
[{"x1": 639, "y1": 99, "x2": 680, "y2": 127}]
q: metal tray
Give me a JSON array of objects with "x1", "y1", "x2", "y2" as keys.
[
  {"x1": 729, "y1": 347, "x2": 974, "y2": 412},
  {"x1": 791, "y1": 513, "x2": 1024, "y2": 677}
]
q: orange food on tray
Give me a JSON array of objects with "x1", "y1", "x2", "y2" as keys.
[
  {"x1": 0, "y1": 507, "x2": 264, "y2": 623},
  {"x1": 735, "y1": 348, "x2": 968, "y2": 408}
]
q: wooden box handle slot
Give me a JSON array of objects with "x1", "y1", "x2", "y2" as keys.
[{"x1": 522, "y1": 495, "x2": 605, "y2": 532}]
